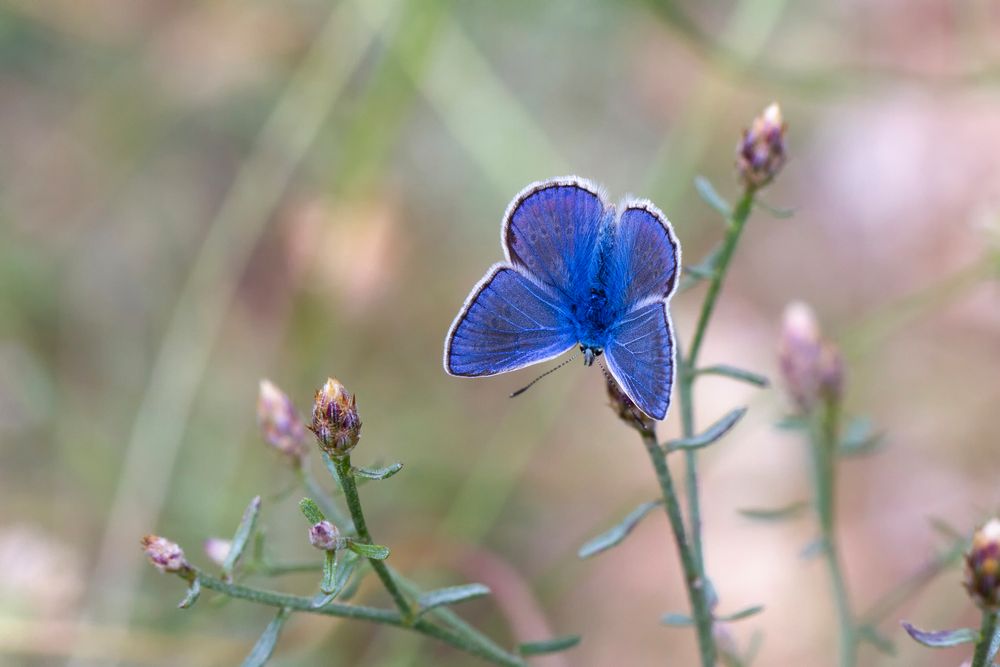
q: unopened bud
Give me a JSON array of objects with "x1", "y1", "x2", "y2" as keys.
[
  {"x1": 310, "y1": 377, "x2": 361, "y2": 457},
  {"x1": 606, "y1": 374, "x2": 655, "y2": 433},
  {"x1": 737, "y1": 102, "x2": 786, "y2": 189},
  {"x1": 965, "y1": 519, "x2": 1000, "y2": 610},
  {"x1": 779, "y1": 302, "x2": 845, "y2": 412},
  {"x1": 309, "y1": 520, "x2": 342, "y2": 551},
  {"x1": 257, "y1": 379, "x2": 308, "y2": 463},
  {"x1": 203, "y1": 538, "x2": 232, "y2": 567},
  {"x1": 141, "y1": 535, "x2": 190, "y2": 574}
]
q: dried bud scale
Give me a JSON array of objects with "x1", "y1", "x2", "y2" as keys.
[
  {"x1": 257, "y1": 379, "x2": 309, "y2": 462},
  {"x1": 310, "y1": 377, "x2": 361, "y2": 457},
  {"x1": 606, "y1": 374, "x2": 655, "y2": 433},
  {"x1": 737, "y1": 102, "x2": 786, "y2": 189},
  {"x1": 966, "y1": 519, "x2": 1000, "y2": 610}
]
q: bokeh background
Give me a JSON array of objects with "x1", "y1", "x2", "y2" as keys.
[{"x1": 3, "y1": 0, "x2": 1000, "y2": 665}]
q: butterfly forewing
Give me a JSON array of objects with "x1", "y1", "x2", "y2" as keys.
[
  {"x1": 445, "y1": 266, "x2": 576, "y2": 376},
  {"x1": 503, "y1": 179, "x2": 607, "y2": 301}
]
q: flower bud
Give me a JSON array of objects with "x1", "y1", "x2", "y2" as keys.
[
  {"x1": 310, "y1": 377, "x2": 361, "y2": 457},
  {"x1": 737, "y1": 102, "x2": 786, "y2": 189},
  {"x1": 141, "y1": 535, "x2": 189, "y2": 574},
  {"x1": 309, "y1": 520, "x2": 342, "y2": 551},
  {"x1": 257, "y1": 379, "x2": 308, "y2": 463},
  {"x1": 203, "y1": 538, "x2": 232, "y2": 567},
  {"x1": 606, "y1": 374, "x2": 655, "y2": 433},
  {"x1": 965, "y1": 519, "x2": 1000, "y2": 610},
  {"x1": 778, "y1": 302, "x2": 845, "y2": 413}
]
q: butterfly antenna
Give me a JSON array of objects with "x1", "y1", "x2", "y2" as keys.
[{"x1": 510, "y1": 354, "x2": 578, "y2": 398}]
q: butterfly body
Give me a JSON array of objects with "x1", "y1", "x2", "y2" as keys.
[{"x1": 444, "y1": 176, "x2": 681, "y2": 420}]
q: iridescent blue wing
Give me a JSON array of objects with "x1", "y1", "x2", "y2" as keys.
[
  {"x1": 607, "y1": 201, "x2": 681, "y2": 310},
  {"x1": 604, "y1": 302, "x2": 675, "y2": 420},
  {"x1": 603, "y1": 200, "x2": 681, "y2": 420},
  {"x1": 444, "y1": 266, "x2": 577, "y2": 376},
  {"x1": 502, "y1": 177, "x2": 608, "y2": 302}
]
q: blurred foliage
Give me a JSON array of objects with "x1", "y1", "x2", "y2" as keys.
[{"x1": 1, "y1": 0, "x2": 999, "y2": 665}]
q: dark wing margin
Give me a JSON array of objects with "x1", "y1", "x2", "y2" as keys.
[
  {"x1": 444, "y1": 265, "x2": 577, "y2": 377},
  {"x1": 604, "y1": 302, "x2": 676, "y2": 420},
  {"x1": 501, "y1": 176, "x2": 609, "y2": 301}
]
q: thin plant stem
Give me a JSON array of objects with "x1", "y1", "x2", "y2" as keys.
[
  {"x1": 641, "y1": 429, "x2": 717, "y2": 666},
  {"x1": 662, "y1": 184, "x2": 756, "y2": 627},
  {"x1": 680, "y1": 187, "x2": 756, "y2": 571},
  {"x1": 297, "y1": 462, "x2": 520, "y2": 663},
  {"x1": 299, "y1": 462, "x2": 352, "y2": 529},
  {"x1": 971, "y1": 610, "x2": 999, "y2": 667},
  {"x1": 333, "y1": 454, "x2": 414, "y2": 620},
  {"x1": 810, "y1": 400, "x2": 856, "y2": 667},
  {"x1": 192, "y1": 569, "x2": 525, "y2": 667}
]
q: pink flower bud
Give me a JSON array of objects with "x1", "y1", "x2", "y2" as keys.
[
  {"x1": 966, "y1": 519, "x2": 1000, "y2": 610},
  {"x1": 309, "y1": 520, "x2": 342, "y2": 551},
  {"x1": 141, "y1": 535, "x2": 189, "y2": 574},
  {"x1": 257, "y1": 380, "x2": 308, "y2": 462},
  {"x1": 778, "y1": 302, "x2": 844, "y2": 412},
  {"x1": 737, "y1": 102, "x2": 786, "y2": 189}
]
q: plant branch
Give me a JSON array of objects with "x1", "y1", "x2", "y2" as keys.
[
  {"x1": 810, "y1": 400, "x2": 856, "y2": 667},
  {"x1": 192, "y1": 569, "x2": 524, "y2": 666},
  {"x1": 641, "y1": 429, "x2": 717, "y2": 666},
  {"x1": 971, "y1": 610, "x2": 999, "y2": 667},
  {"x1": 681, "y1": 187, "x2": 756, "y2": 570},
  {"x1": 333, "y1": 454, "x2": 414, "y2": 619}
]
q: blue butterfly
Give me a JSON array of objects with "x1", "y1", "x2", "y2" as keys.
[{"x1": 443, "y1": 176, "x2": 681, "y2": 420}]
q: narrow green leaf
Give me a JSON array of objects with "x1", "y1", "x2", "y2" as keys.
[
  {"x1": 697, "y1": 364, "x2": 769, "y2": 388},
  {"x1": 716, "y1": 605, "x2": 764, "y2": 622},
  {"x1": 800, "y1": 538, "x2": 827, "y2": 560},
  {"x1": 223, "y1": 496, "x2": 262, "y2": 578},
  {"x1": 927, "y1": 516, "x2": 965, "y2": 543},
  {"x1": 901, "y1": 621, "x2": 977, "y2": 648},
  {"x1": 518, "y1": 634, "x2": 581, "y2": 656},
  {"x1": 755, "y1": 199, "x2": 795, "y2": 219},
  {"x1": 418, "y1": 584, "x2": 491, "y2": 614},
  {"x1": 661, "y1": 613, "x2": 694, "y2": 627},
  {"x1": 349, "y1": 541, "x2": 390, "y2": 560},
  {"x1": 685, "y1": 263, "x2": 717, "y2": 280},
  {"x1": 353, "y1": 462, "x2": 403, "y2": 480},
  {"x1": 695, "y1": 176, "x2": 732, "y2": 217},
  {"x1": 743, "y1": 629, "x2": 764, "y2": 665},
  {"x1": 578, "y1": 500, "x2": 662, "y2": 559},
  {"x1": 320, "y1": 550, "x2": 337, "y2": 594},
  {"x1": 738, "y1": 500, "x2": 809, "y2": 522},
  {"x1": 775, "y1": 414, "x2": 809, "y2": 431},
  {"x1": 178, "y1": 577, "x2": 201, "y2": 609},
  {"x1": 838, "y1": 416, "x2": 884, "y2": 457},
  {"x1": 665, "y1": 407, "x2": 747, "y2": 452},
  {"x1": 298, "y1": 497, "x2": 325, "y2": 525},
  {"x1": 241, "y1": 607, "x2": 291, "y2": 667},
  {"x1": 857, "y1": 624, "x2": 895, "y2": 655}
]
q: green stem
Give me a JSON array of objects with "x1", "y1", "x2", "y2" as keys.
[
  {"x1": 333, "y1": 454, "x2": 414, "y2": 620},
  {"x1": 193, "y1": 570, "x2": 524, "y2": 666},
  {"x1": 680, "y1": 187, "x2": 756, "y2": 570},
  {"x1": 642, "y1": 429, "x2": 717, "y2": 666},
  {"x1": 300, "y1": 461, "x2": 518, "y2": 663},
  {"x1": 971, "y1": 610, "x2": 999, "y2": 667},
  {"x1": 810, "y1": 400, "x2": 856, "y2": 667},
  {"x1": 299, "y1": 462, "x2": 352, "y2": 529}
]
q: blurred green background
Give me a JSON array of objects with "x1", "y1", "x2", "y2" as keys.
[{"x1": 2, "y1": 0, "x2": 1000, "y2": 665}]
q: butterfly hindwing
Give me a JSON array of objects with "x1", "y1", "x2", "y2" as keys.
[
  {"x1": 445, "y1": 266, "x2": 577, "y2": 377},
  {"x1": 503, "y1": 178, "x2": 607, "y2": 302},
  {"x1": 608, "y1": 201, "x2": 681, "y2": 310},
  {"x1": 604, "y1": 301, "x2": 675, "y2": 421}
]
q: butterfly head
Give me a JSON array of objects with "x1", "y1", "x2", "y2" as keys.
[{"x1": 581, "y1": 346, "x2": 603, "y2": 367}]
